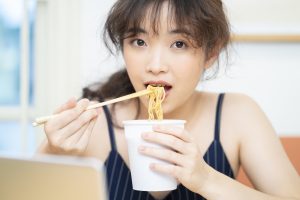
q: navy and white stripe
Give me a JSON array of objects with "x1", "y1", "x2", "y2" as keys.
[{"x1": 104, "y1": 93, "x2": 234, "y2": 200}]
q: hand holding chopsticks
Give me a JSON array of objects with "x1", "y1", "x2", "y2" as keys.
[{"x1": 32, "y1": 89, "x2": 153, "y2": 127}]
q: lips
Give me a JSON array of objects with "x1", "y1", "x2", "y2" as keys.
[{"x1": 144, "y1": 80, "x2": 173, "y2": 96}]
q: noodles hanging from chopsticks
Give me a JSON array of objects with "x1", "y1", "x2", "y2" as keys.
[{"x1": 147, "y1": 85, "x2": 165, "y2": 120}]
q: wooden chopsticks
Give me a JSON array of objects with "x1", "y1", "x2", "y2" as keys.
[{"x1": 32, "y1": 89, "x2": 153, "y2": 127}]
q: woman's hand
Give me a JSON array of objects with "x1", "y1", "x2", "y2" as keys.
[
  {"x1": 138, "y1": 125, "x2": 210, "y2": 194},
  {"x1": 44, "y1": 98, "x2": 99, "y2": 155}
]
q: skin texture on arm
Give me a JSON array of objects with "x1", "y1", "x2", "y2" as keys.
[{"x1": 199, "y1": 93, "x2": 300, "y2": 200}]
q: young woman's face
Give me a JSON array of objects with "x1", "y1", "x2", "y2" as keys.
[{"x1": 123, "y1": 2, "x2": 212, "y2": 115}]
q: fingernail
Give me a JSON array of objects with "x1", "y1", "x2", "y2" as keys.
[
  {"x1": 141, "y1": 132, "x2": 148, "y2": 138},
  {"x1": 79, "y1": 98, "x2": 89, "y2": 106},
  {"x1": 69, "y1": 97, "x2": 77, "y2": 102},
  {"x1": 138, "y1": 146, "x2": 145, "y2": 152},
  {"x1": 70, "y1": 99, "x2": 77, "y2": 106},
  {"x1": 149, "y1": 163, "x2": 155, "y2": 170},
  {"x1": 82, "y1": 98, "x2": 89, "y2": 103}
]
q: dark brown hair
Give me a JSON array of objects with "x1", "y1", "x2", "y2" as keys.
[{"x1": 82, "y1": 0, "x2": 230, "y2": 125}]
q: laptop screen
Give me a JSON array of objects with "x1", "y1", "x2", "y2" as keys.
[{"x1": 0, "y1": 153, "x2": 108, "y2": 200}]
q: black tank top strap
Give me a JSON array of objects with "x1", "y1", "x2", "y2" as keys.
[
  {"x1": 102, "y1": 105, "x2": 117, "y2": 151},
  {"x1": 214, "y1": 93, "x2": 225, "y2": 142}
]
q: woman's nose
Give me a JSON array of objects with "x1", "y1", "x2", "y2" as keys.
[{"x1": 145, "y1": 48, "x2": 168, "y2": 74}]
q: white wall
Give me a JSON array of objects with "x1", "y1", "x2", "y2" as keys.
[
  {"x1": 200, "y1": 43, "x2": 300, "y2": 135},
  {"x1": 77, "y1": 0, "x2": 300, "y2": 135},
  {"x1": 80, "y1": 0, "x2": 123, "y2": 87},
  {"x1": 223, "y1": 0, "x2": 300, "y2": 34}
]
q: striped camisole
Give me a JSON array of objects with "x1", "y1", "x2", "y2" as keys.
[{"x1": 103, "y1": 93, "x2": 234, "y2": 200}]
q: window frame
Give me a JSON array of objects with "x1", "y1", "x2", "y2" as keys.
[{"x1": 0, "y1": 0, "x2": 82, "y2": 152}]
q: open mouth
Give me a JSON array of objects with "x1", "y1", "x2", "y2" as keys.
[{"x1": 144, "y1": 81, "x2": 173, "y2": 95}]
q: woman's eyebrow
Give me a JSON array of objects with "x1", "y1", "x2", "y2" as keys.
[
  {"x1": 169, "y1": 28, "x2": 191, "y2": 36},
  {"x1": 126, "y1": 27, "x2": 148, "y2": 35},
  {"x1": 124, "y1": 28, "x2": 192, "y2": 37}
]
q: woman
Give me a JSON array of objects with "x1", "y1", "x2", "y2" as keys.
[{"x1": 38, "y1": 0, "x2": 300, "y2": 199}]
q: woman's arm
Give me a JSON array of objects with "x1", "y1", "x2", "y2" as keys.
[
  {"x1": 199, "y1": 93, "x2": 300, "y2": 200},
  {"x1": 199, "y1": 165, "x2": 299, "y2": 200}
]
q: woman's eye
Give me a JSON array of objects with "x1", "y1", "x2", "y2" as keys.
[
  {"x1": 132, "y1": 39, "x2": 146, "y2": 47},
  {"x1": 171, "y1": 41, "x2": 187, "y2": 49}
]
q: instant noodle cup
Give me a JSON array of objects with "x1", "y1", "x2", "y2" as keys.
[{"x1": 123, "y1": 120, "x2": 186, "y2": 191}]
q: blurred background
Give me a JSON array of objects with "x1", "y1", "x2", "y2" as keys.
[{"x1": 0, "y1": 0, "x2": 300, "y2": 154}]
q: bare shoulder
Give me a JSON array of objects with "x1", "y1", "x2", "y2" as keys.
[
  {"x1": 221, "y1": 92, "x2": 271, "y2": 136},
  {"x1": 223, "y1": 92, "x2": 262, "y2": 115},
  {"x1": 223, "y1": 93, "x2": 300, "y2": 197},
  {"x1": 196, "y1": 91, "x2": 265, "y2": 135},
  {"x1": 221, "y1": 92, "x2": 279, "y2": 147}
]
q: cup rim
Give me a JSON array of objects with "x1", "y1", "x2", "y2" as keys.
[{"x1": 123, "y1": 119, "x2": 186, "y2": 125}]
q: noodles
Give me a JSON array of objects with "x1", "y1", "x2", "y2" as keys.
[{"x1": 147, "y1": 85, "x2": 165, "y2": 120}]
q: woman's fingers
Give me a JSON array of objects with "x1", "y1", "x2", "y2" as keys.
[
  {"x1": 45, "y1": 98, "x2": 90, "y2": 133},
  {"x1": 149, "y1": 163, "x2": 182, "y2": 179},
  {"x1": 76, "y1": 117, "x2": 98, "y2": 152},
  {"x1": 43, "y1": 97, "x2": 101, "y2": 155},
  {"x1": 44, "y1": 98, "x2": 99, "y2": 151},
  {"x1": 53, "y1": 97, "x2": 77, "y2": 114},
  {"x1": 139, "y1": 145, "x2": 187, "y2": 166},
  {"x1": 57, "y1": 108, "x2": 98, "y2": 140},
  {"x1": 58, "y1": 122, "x2": 90, "y2": 154},
  {"x1": 48, "y1": 114, "x2": 98, "y2": 154},
  {"x1": 152, "y1": 125, "x2": 191, "y2": 143},
  {"x1": 141, "y1": 131, "x2": 187, "y2": 154}
]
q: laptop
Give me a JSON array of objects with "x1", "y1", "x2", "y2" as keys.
[{"x1": 0, "y1": 153, "x2": 108, "y2": 200}]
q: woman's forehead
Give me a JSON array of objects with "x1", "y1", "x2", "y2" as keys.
[{"x1": 129, "y1": 2, "x2": 186, "y2": 35}]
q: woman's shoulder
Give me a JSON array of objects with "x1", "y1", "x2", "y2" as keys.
[
  {"x1": 218, "y1": 92, "x2": 275, "y2": 141},
  {"x1": 199, "y1": 91, "x2": 261, "y2": 114},
  {"x1": 222, "y1": 92, "x2": 265, "y2": 123},
  {"x1": 198, "y1": 91, "x2": 269, "y2": 134},
  {"x1": 196, "y1": 91, "x2": 259, "y2": 109},
  {"x1": 223, "y1": 92, "x2": 261, "y2": 113}
]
